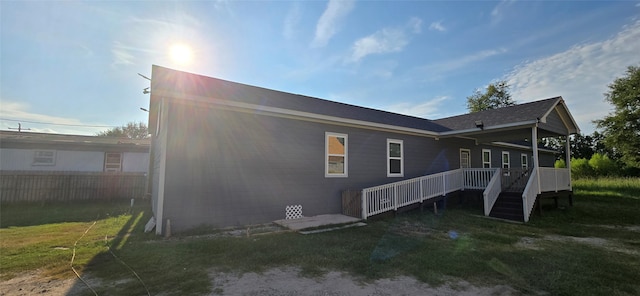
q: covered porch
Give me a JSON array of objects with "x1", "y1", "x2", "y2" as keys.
[{"x1": 353, "y1": 97, "x2": 580, "y2": 222}]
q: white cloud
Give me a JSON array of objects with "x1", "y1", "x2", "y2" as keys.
[
  {"x1": 409, "y1": 17, "x2": 423, "y2": 34},
  {"x1": 283, "y1": 2, "x2": 302, "y2": 40},
  {"x1": 349, "y1": 28, "x2": 408, "y2": 62},
  {"x1": 385, "y1": 96, "x2": 451, "y2": 119},
  {"x1": 0, "y1": 101, "x2": 107, "y2": 135},
  {"x1": 311, "y1": 0, "x2": 355, "y2": 48},
  {"x1": 491, "y1": 0, "x2": 515, "y2": 25},
  {"x1": 111, "y1": 42, "x2": 136, "y2": 66},
  {"x1": 422, "y1": 48, "x2": 507, "y2": 75},
  {"x1": 505, "y1": 20, "x2": 640, "y2": 134},
  {"x1": 348, "y1": 17, "x2": 423, "y2": 62},
  {"x1": 429, "y1": 21, "x2": 446, "y2": 32}
]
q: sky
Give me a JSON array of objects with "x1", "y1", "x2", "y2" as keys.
[{"x1": 1, "y1": 1, "x2": 639, "y2": 136}]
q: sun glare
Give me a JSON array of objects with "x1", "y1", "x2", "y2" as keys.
[{"x1": 169, "y1": 44, "x2": 193, "y2": 65}]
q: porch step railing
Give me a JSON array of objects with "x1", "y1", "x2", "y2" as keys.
[
  {"x1": 361, "y1": 168, "x2": 496, "y2": 219},
  {"x1": 483, "y1": 168, "x2": 502, "y2": 216},
  {"x1": 360, "y1": 167, "x2": 571, "y2": 221},
  {"x1": 522, "y1": 169, "x2": 539, "y2": 222}
]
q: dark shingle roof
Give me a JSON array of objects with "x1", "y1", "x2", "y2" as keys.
[
  {"x1": 433, "y1": 97, "x2": 561, "y2": 131},
  {"x1": 150, "y1": 66, "x2": 573, "y2": 136},
  {"x1": 151, "y1": 65, "x2": 449, "y2": 133}
]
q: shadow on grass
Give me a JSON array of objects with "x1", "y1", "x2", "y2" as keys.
[
  {"x1": 64, "y1": 201, "x2": 153, "y2": 296},
  {"x1": 0, "y1": 200, "x2": 140, "y2": 228}
]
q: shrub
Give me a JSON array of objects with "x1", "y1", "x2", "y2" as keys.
[
  {"x1": 588, "y1": 153, "x2": 617, "y2": 176},
  {"x1": 555, "y1": 159, "x2": 566, "y2": 168},
  {"x1": 571, "y1": 158, "x2": 593, "y2": 178}
]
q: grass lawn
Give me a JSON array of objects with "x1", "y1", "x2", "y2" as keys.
[{"x1": 1, "y1": 177, "x2": 639, "y2": 295}]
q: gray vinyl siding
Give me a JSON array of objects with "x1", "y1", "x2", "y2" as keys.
[
  {"x1": 541, "y1": 110, "x2": 569, "y2": 135},
  {"x1": 159, "y1": 102, "x2": 470, "y2": 232},
  {"x1": 468, "y1": 145, "x2": 556, "y2": 169}
]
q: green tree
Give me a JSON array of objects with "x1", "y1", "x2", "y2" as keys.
[
  {"x1": 97, "y1": 122, "x2": 149, "y2": 139},
  {"x1": 466, "y1": 80, "x2": 516, "y2": 112},
  {"x1": 595, "y1": 65, "x2": 640, "y2": 169}
]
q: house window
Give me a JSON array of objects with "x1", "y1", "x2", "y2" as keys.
[
  {"x1": 521, "y1": 154, "x2": 528, "y2": 169},
  {"x1": 502, "y1": 151, "x2": 510, "y2": 169},
  {"x1": 326, "y1": 132, "x2": 347, "y2": 177},
  {"x1": 482, "y1": 149, "x2": 491, "y2": 168},
  {"x1": 33, "y1": 150, "x2": 56, "y2": 166},
  {"x1": 502, "y1": 151, "x2": 510, "y2": 175},
  {"x1": 460, "y1": 149, "x2": 471, "y2": 169},
  {"x1": 387, "y1": 139, "x2": 403, "y2": 177},
  {"x1": 104, "y1": 152, "x2": 122, "y2": 172}
]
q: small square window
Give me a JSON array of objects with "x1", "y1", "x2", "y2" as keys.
[
  {"x1": 33, "y1": 150, "x2": 56, "y2": 166},
  {"x1": 105, "y1": 152, "x2": 122, "y2": 172}
]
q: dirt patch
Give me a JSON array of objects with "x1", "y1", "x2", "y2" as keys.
[
  {"x1": 514, "y1": 235, "x2": 639, "y2": 256},
  {"x1": 0, "y1": 271, "x2": 87, "y2": 296},
  {"x1": 2, "y1": 268, "x2": 519, "y2": 296},
  {"x1": 209, "y1": 267, "x2": 519, "y2": 296}
]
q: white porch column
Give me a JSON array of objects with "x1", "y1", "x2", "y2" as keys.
[
  {"x1": 532, "y1": 126, "x2": 541, "y2": 194},
  {"x1": 566, "y1": 134, "x2": 572, "y2": 190}
]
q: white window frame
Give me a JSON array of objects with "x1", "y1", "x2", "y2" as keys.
[
  {"x1": 502, "y1": 151, "x2": 510, "y2": 176},
  {"x1": 32, "y1": 150, "x2": 56, "y2": 166},
  {"x1": 104, "y1": 152, "x2": 123, "y2": 172},
  {"x1": 460, "y1": 148, "x2": 471, "y2": 169},
  {"x1": 325, "y1": 132, "x2": 348, "y2": 178},
  {"x1": 387, "y1": 139, "x2": 404, "y2": 177},
  {"x1": 521, "y1": 153, "x2": 529, "y2": 169},
  {"x1": 482, "y1": 149, "x2": 492, "y2": 168},
  {"x1": 502, "y1": 151, "x2": 510, "y2": 169}
]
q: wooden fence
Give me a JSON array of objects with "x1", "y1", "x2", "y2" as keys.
[
  {"x1": 0, "y1": 171, "x2": 147, "y2": 203},
  {"x1": 341, "y1": 189, "x2": 362, "y2": 218}
]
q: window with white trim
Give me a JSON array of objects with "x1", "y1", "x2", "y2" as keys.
[
  {"x1": 502, "y1": 151, "x2": 510, "y2": 176},
  {"x1": 104, "y1": 152, "x2": 123, "y2": 172},
  {"x1": 482, "y1": 149, "x2": 491, "y2": 168},
  {"x1": 326, "y1": 132, "x2": 347, "y2": 177},
  {"x1": 521, "y1": 154, "x2": 528, "y2": 169},
  {"x1": 502, "y1": 151, "x2": 510, "y2": 169},
  {"x1": 387, "y1": 139, "x2": 403, "y2": 177},
  {"x1": 33, "y1": 150, "x2": 56, "y2": 166}
]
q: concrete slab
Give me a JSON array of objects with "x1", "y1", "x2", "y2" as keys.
[{"x1": 274, "y1": 214, "x2": 362, "y2": 231}]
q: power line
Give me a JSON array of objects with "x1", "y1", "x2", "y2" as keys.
[{"x1": 0, "y1": 118, "x2": 120, "y2": 128}]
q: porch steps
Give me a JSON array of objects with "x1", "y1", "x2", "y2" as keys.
[{"x1": 489, "y1": 192, "x2": 524, "y2": 222}]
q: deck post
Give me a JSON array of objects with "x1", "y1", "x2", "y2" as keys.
[
  {"x1": 565, "y1": 134, "x2": 572, "y2": 190},
  {"x1": 361, "y1": 189, "x2": 367, "y2": 220},
  {"x1": 532, "y1": 126, "x2": 541, "y2": 194}
]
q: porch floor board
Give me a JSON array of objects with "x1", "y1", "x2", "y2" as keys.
[{"x1": 274, "y1": 214, "x2": 362, "y2": 231}]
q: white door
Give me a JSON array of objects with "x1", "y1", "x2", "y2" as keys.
[{"x1": 460, "y1": 149, "x2": 471, "y2": 168}]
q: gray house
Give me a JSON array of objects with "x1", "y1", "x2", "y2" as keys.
[{"x1": 147, "y1": 65, "x2": 579, "y2": 235}]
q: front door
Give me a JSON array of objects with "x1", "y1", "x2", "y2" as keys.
[{"x1": 460, "y1": 149, "x2": 471, "y2": 168}]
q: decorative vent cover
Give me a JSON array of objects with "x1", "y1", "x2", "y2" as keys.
[{"x1": 285, "y1": 205, "x2": 303, "y2": 219}]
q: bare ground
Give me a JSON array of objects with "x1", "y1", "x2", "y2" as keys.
[{"x1": 1, "y1": 268, "x2": 519, "y2": 296}]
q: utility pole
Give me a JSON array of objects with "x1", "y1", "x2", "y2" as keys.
[{"x1": 8, "y1": 123, "x2": 31, "y2": 132}]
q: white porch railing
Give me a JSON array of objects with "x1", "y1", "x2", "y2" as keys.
[
  {"x1": 482, "y1": 168, "x2": 502, "y2": 216},
  {"x1": 361, "y1": 167, "x2": 571, "y2": 221},
  {"x1": 539, "y1": 168, "x2": 571, "y2": 192},
  {"x1": 361, "y1": 168, "x2": 497, "y2": 219},
  {"x1": 522, "y1": 169, "x2": 540, "y2": 222}
]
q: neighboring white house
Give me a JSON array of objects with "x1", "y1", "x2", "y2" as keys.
[{"x1": 0, "y1": 130, "x2": 149, "y2": 172}]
